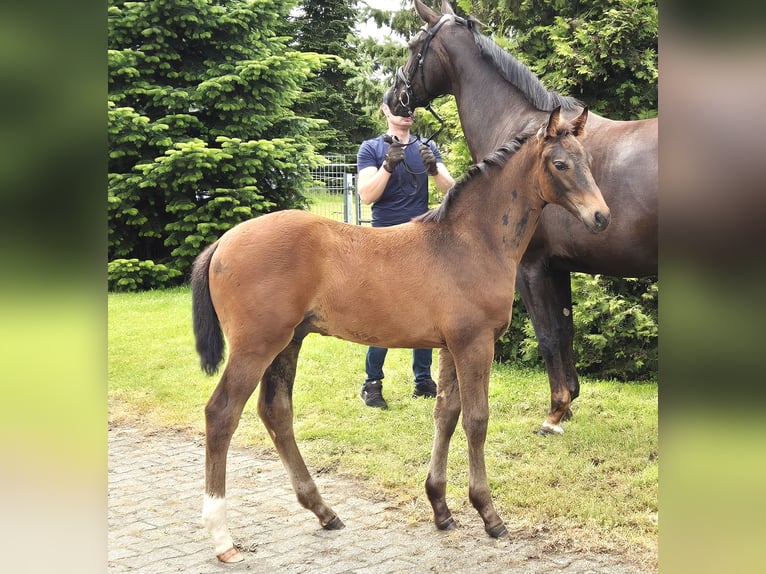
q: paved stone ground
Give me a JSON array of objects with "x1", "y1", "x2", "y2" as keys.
[{"x1": 108, "y1": 424, "x2": 647, "y2": 573}]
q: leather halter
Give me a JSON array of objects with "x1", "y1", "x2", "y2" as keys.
[{"x1": 394, "y1": 14, "x2": 467, "y2": 116}]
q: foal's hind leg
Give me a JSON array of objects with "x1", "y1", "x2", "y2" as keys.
[
  {"x1": 202, "y1": 353, "x2": 265, "y2": 563},
  {"x1": 257, "y1": 339, "x2": 343, "y2": 531},
  {"x1": 426, "y1": 348, "x2": 462, "y2": 531}
]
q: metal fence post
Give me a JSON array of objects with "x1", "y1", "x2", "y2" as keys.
[
  {"x1": 356, "y1": 183, "x2": 371, "y2": 226},
  {"x1": 344, "y1": 173, "x2": 355, "y2": 224}
]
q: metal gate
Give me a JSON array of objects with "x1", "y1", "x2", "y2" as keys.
[{"x1": 306, "y1": 155, "x2": 372, "y2": 225}]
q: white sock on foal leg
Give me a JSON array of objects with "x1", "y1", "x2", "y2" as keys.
[{"x1": 202, "y1": 494, "x2": 235, "y2": 556}]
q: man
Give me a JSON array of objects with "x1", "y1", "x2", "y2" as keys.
[{"x1": 355, "y1": 89, "x2": 455, "y2": 409}]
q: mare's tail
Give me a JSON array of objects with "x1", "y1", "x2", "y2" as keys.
[{"x1": 191, "y1": 242, "x2": 224, "y2": 375}]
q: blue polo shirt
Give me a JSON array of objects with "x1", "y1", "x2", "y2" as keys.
[{"x1": 357, "y1": 135, "x2": 443, "y2": 227}]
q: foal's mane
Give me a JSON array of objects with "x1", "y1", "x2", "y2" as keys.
[
  {"x1": 468, "y1": 22, "x2": 582, "y2": 112},
  {"x1": 415, "y1": 132, "x2": 533, "y2": 224}
]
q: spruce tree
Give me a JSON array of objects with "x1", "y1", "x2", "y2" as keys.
[{"x1": 108, "y1": 0, "x2": 324, "y2": 289}]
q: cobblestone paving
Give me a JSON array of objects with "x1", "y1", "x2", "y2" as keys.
[{"x1": 108, "y1": 425, "x2": 645, "y2": 573}]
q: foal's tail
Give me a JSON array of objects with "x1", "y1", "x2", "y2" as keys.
[{"x1": 191, "y1": 242, "x2": 225, "y2": 375}]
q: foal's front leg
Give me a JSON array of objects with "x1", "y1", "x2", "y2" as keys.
[
  {"x1": 426, "y1": 348, "x2": 462, "y2": 530},
  {"x1": 453, "y1": 338, "x2": 507, "y2": 538}
]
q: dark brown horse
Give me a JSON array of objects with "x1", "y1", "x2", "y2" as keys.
[
  {"x1": 192, "y1": 107, "x2": 608, "y2": 562},
  {"x1": 390, "y1": 0, "x2": 657, "y2": 435}
]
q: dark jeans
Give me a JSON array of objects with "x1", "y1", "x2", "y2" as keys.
[{"x1": 365, "y1": 346, "x2": 433, "y2": 384}]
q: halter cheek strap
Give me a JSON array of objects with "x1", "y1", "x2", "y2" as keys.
[
  {"x1": 415, "y1": 14, "x2": 454, "y2": 101},
  {"x1": 393, "y1": 14, "x2": 467, "y2": 144}
]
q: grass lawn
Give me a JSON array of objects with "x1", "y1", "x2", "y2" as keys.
[{"x1": 108, "y1": 286, "x2": 657, "y2": 564}]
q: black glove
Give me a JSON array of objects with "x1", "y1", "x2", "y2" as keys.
[
  {"x1": 419, "y1": 143, "x2": 438, "y2": 176},
  {"x1": 382, "y1": 135, "x2": 406, "y2": 173}
]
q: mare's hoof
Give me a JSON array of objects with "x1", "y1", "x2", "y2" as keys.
[
  {"x1": 322, "y1": 515, "x2": 345, "y2": 530},
  {"x1": 486, "y1": 522, "x2": 508, "y2": 538},
  {"x1": 216, "y1": 547, "x2": 244, "y2": 563},
  {"x1": 536, "y1": 421, "x2": 564, "y2": 436},
  {"x1": 562, "y1": 409, "x2": 574, "y2": 422},
  {"x1": 436, "y1": 516, "x2": 456, "y2": 531}
]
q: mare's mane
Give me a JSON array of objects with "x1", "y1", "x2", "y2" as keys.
[
  {"x1": 468, "y1": 22, "x2": 582, "y2": 112},
  {"x1": 415, "y1": 132, "x2": 532, "y2": 224}
]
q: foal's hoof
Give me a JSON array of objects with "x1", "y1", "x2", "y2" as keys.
[
  {"x1": 562, "y1": 408, "x2": 574, "y2": 422},
  {"x1": 486, "y1": 522, "x2": 508, "y2": 538},
  {"x1": 216, "y1": 547, "x2": 244, "y2": 563},
  {"x1": 436, "y1": 516, "x2": 456, "y2": 531},
  {"x1": 322, "y1": 515, "x2": 345, "y2": 530}
]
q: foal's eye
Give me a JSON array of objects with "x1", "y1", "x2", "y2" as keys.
[{"x1": 553, "y1": 160, "x2": 568, "y2": 171}]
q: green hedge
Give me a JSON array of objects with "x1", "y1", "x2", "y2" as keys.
[
  {"x1": 495, "y1": 275, "x2": 658, "y2": 381},
  {"x1": 107, "y1": 258, "x2": 182, "y2": 292}
]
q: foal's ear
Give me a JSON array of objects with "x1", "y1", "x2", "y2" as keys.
[
  {"x1": 545, "y1": 106, "x2": 562, "y2": 139},
  {"x1": 415, "y1": 0, "x2": 441, "y2": 26},
  {"x1": 571, "y1": 107, "x2": 589, "y2": 137},
  {"x1": 441, "y1": 0, "x2": 456, "y2": 16}
]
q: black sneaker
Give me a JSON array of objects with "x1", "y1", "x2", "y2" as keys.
[
  {"x1": 413, "y1": 378, "x2": 437, "y2": 398},
  {"x1": 361, "y1": 380, "x2": 388, "y2": 409}
]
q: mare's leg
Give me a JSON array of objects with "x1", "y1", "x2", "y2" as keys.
[
  {"x1": 426, "y1": 348, "x2": 462, "y2": 530},
  {"x1": 453, "y1": 336, "x2": 507, "y2": 538},
  {"x1": 202, "y1": 352, "x2": 265, "y2": 563},
  {"x1": 517, "y1": 260, "x2": 579, "y2": 435},
  {"x1": 257, "y1": 339, "x2": 343, "y2": 530}
]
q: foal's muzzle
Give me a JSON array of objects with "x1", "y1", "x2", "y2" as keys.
[{"x1": 593, "y1": 210, "x2": 610, "y2": 232}]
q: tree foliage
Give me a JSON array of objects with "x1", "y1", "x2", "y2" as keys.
[
  {"x1": 289, "y1": 0, "x2": 378, "y2": 154},
  {"x1": 455, "y1": 0, "x2": 658, "y2": 119},
  {"x1": 108, "y1": 0, "x2": 326, "y2": 287}
]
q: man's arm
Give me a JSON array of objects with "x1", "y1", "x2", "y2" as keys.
[
  {"x1": 357, "y1": 165, "x2": 391, "y2": 205},
  {"x1": 432, "y1": 163, "x2": 455, "y2": 194}
]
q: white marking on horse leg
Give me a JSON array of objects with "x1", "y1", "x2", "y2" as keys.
[
  {"x1": 562, "y1": 307, "x2": 570, "y2": 317},
  {"x1": 541, "y1": 420, "x2": 565, "y2": 435},
  {"x1": 202, "y1": 494, "x2": 235, "y2": 556}
]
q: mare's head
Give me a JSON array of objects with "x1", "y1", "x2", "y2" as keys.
[
  {"x1": 387, "y1": 0, "x2": 471, "y2": 116},
  {"x1": 536, "y1": 107, "x2": 610, "y2": 233},
  {"x1": 387, "y1": 0, "x2": 582, "y2": 118}
]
